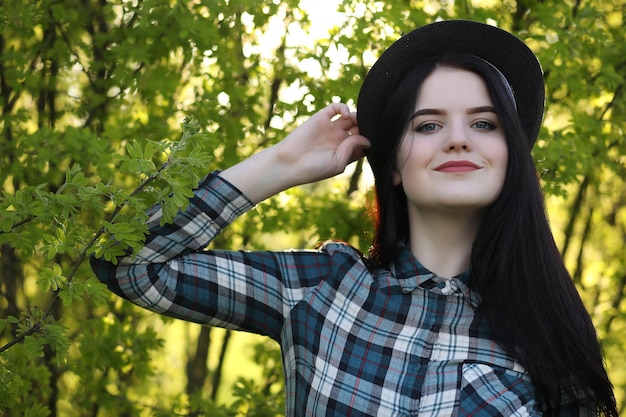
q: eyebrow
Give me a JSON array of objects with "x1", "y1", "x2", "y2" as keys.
[{"x1": 410, "y1": 106, "x2": 498, "y2": 120}]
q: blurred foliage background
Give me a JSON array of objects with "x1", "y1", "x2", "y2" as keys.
[{"x1": 0, "y1": 0, "x2": 624, "y2": 415}]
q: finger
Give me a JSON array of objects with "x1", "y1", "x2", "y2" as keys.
[
  {"x1": 334, "y1": 114, "x2": 358, "y2": 133},
  {"x1": 327, "y1": 102, "x2": 351, "y2": 120},
  {"x1": 345, "y1": 120, "x2": 364, "y2": 137},
  {"x1": 349, "y1": 113, "x2": 363, "y2": 134},
  {"x1": 349, "y1": 111, "x2": 359, "y2": 126},
  {"x1": 338, "y1": 134, "x2": 371, "y2": 165},
  {"x1": 345, "y1": 113, "x2": 364, "y2": 140}
]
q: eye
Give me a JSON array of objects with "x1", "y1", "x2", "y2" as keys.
[
  {"x1": 415, "y1": 122, "x2": 442, "y2": 133},
  {"x1": 472, "y1": 120, "x2": 497, "y2": 130}
]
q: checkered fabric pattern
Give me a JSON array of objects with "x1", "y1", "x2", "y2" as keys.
[{"x1": 91, "y1": 172, "x2": 593, "y2": 416}]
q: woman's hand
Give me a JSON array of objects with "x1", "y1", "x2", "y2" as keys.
[
  {"x1": 220, "y1": 103, "x2": 370, "y2": 203},
  {"x1": 272, "y1": 103, "x2": 370, "y2": 185}
]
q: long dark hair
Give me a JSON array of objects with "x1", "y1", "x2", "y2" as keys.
[{"x1": 366, "y1": 53, "x2": 617, "y2": 415}]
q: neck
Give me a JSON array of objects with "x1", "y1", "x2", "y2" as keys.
[{"x1": 407, "y1": 207, "x2": 482, "y2": 278}]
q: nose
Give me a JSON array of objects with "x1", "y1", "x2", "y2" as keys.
[{"x1": 444, "y1": 121, "x2": 471, "y2": 151}]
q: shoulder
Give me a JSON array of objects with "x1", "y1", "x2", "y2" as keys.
[
  {"x1": 317, "y1": 240, "x2": 377, "y2": 270},
  {"x1": 318, "y1": 240, "x2": 364, "y2": 258}
]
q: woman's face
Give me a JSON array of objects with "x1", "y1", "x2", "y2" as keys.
[{"x1": 394, "y1": 66, "x2": 508, "y2": 215}]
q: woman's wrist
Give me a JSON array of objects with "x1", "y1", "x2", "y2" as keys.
[{"x1": 219, "y1": 146, "x2": 300, "y2": 204}]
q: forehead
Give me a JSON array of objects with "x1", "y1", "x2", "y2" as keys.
[{"x1": 416, "y1": 67, "x2": 493, "y2": 108}]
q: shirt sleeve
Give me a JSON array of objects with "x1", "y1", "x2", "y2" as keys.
[{"x1": 90, "y1": 171, "x2": 330, "y2": 340}]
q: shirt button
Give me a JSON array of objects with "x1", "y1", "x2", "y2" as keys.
[
  {"x1": 428, "y1": 317, "x2": 437, "y2": 326},
  {"x1": 413, "y1": 363, "x2": 422, "y2": 373}
]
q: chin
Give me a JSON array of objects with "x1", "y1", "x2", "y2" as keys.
[{"x1": 435, "y1": 195, "x2": 499, "y2": 212}]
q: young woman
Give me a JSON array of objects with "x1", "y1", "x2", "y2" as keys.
[{"x1": 91, "y1": 20, "x2": 617, "y2": 416}]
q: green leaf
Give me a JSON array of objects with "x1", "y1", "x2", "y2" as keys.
[
  {"x1": 22, "y1": 336, "x2": 46, "y2": 359},
  {"x1": 85, "y1": 276, "x2": 111, "y2": 306},
  {"x1": 23, "y1": 403, "x2": 51, "y2": 417},
  {"x1": 0, "y1": 363, "x2": 24, "y2": 408},
  {"x1": 37, "y1": 264, "x2": 66, "y2": 291},
  {"x1": 41, "y1": 322, "x2": 70, "y2": 366},
  {"x1": 0, "y1": 316, "x2": 19, "y2": 334}
]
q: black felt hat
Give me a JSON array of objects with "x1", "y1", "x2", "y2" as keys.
[{"x1": 357, "y1": 20, "x2": 545, "y2": 148}]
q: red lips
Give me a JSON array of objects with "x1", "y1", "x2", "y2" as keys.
[{"x1": 434, "y1": 160, "x2": 481, "y2": 172}]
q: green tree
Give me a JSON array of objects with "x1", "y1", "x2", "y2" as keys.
[{"x1": 1, "y1": 0, "x2": 624, "y2": 415}]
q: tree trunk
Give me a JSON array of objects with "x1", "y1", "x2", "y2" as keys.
[
  {"x1": 561, "y1": 176, "x2": 589, "y2": 260},
  {"x1": 186, "y1": 325, "x2": 212, "y2": 397},
  {"x1": 0, "y1": 244, "x2": 23, "y2": 336},
  {"x1": 44, "y1": 290, "x2": 63, "y2": 417},
  {"x1": 210, "y1": 329, "x2": 232, "y2": 401}
]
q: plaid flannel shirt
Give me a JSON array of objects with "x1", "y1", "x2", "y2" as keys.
[{"x1": 92, "y1": 172, "x2": 591, "y2": 416}]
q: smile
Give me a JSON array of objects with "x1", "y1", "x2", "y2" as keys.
[{"x1": 434, "y1": 160, "x2": 481, "y2": 172}]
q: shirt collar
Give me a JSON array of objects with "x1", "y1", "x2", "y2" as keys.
[{"x1": 390, "y1": 243, "x2": 473, "y2": 299}]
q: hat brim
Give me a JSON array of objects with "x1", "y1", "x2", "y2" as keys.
[{"x1": 356, "y1": 20, "x2": 545, "y2": 148}]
